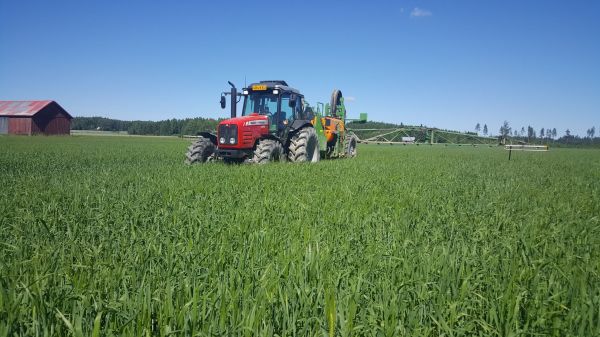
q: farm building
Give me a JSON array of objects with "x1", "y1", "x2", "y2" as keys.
[{"x1": 0, "y1": 100, "x2": 72, "y2": 135}]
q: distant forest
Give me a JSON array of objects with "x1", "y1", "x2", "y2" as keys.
[
  {"x1": 72, "y1": 117, "x2": 600, "y2": 147},
  {"x1": 72, "y1": 117, "x2": 221, "y2": 136},
  {"x1": 72, "y1": 117, "x2": 436, "y2": 137}
]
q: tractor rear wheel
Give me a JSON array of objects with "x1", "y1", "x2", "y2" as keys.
[
  {"x1": 344, "y1": 133, "x2": 358, "y2": 157},
  {"x1": 330, "y1": 89, "x2": 343, "y2": 117},
  {"x1": 252, "y1": 139, "x2": 283, "y2": 164},
  {"x1": 288, "y1": 127, "x2": 320, "y2": 163},
  {"x1": 185, "y1": 137, "x2": 216, "y2": 164}
]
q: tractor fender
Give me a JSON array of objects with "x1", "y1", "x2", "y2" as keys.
[
  {"x1": 290, "y1": 120, "x2": 313, "y2": 132},
  {"x1": 198, "y1": 132, "x2": 217, "y2": 145}
]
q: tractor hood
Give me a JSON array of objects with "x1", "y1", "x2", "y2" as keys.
[{"x1": 219, "y1": 114, "x2": 268, "y2": 126}]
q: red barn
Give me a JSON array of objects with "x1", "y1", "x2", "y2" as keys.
[{"x1": 0, "y1": 100, "x2": 72, "y2": 135}]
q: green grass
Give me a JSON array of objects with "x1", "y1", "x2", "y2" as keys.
[{"x1": 1, "y1": 135, "x2": 599, "y2": 336}]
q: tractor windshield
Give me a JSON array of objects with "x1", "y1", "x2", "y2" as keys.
[{"x1": 242, "y1": 93, "x2": 279, "y2": 116}]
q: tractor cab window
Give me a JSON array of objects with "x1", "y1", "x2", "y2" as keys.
[
  {"x1": 297, "y1": 97, "x2": 306, "y2": 119},
  {"x1": 242, "y1": 93, "x2": 278, "y2": 116},
  {"x1": 296, "y1": 97, "x2": 304, "y2": 119},
  {"x1": 279, "y1": 94, "x2": 294, "y2": 121}
]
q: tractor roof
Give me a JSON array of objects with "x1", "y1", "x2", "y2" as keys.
[
  {"x1": 260, "y1": 80, "x2": 288, "y2": 86},
  {"x1": 247, "y1": 80, "x2": 301, "y2": 95}
]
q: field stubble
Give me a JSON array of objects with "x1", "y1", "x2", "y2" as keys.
[{"x1": 0, "y1": 136, "x2": 599, "y2": 336}]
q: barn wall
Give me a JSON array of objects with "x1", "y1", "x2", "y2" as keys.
[
  {"x1": 31, "y1": 118, "x2": 41, "y2": 134},
  {"x1": 30, "y1": 105, "x2": 72, "y2": 135},
  {"x1": 0, "y1": 117, "x2": 8, "y2": 134},
  {"x1": 33, "y1": 112, "x2": 71, "y2": 135},
  {"x1": 46, "y1": 115, "x2": 70, "y2": 135},
  {"x1": 8, "y1": 117, "x2": 32, "y2": 135}
]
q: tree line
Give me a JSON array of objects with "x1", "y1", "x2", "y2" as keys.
[
  {"x1": 72, "y1": 116, "x2": 600, "y2": 147},
  {"x1": 476, "y1": 121, "x2": 600, "y2": 146},
  {"x1": 72, "y1": 117, "x2": 221, "y2": 136}
]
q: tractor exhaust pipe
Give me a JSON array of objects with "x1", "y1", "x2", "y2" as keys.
[{"x1": 228, "y1": 81, "x2": 237, "y2": 118}]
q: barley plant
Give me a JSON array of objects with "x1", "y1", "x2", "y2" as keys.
[{"x1": 0, "y1": 135, "x2": 599, "y2": 336}]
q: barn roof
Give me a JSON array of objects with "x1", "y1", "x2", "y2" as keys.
[{"x1": 0, "y1": 100, "x2": 72, "y2": 118}]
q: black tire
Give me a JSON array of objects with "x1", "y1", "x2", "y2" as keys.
[
  {"x1": 185, "y1": 137, "x2": 216, "y2": 164},
  {"x1": 252, "y1": 139, "x2": 283, "y2": 164},
  {"x1": 288, "y1": 127, "x2": 320, "y2": 163},
  {"x1": 344, "y1": 133, "x2": 358, "y2": 158},
  {"x1": 330, "y1": 89, "x2": 343, "y2": 117}
]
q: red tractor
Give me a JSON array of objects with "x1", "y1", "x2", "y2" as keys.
[{"x1": 185, "y1": 80, "x2": 363, "y2": 164}]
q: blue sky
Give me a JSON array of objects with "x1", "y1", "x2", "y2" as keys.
[{"x1": 1, "y1": 0, "x2": 598, "y2": 136}]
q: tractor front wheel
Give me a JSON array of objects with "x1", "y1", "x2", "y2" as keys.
[
  {"x1": 185, "y1": 137, "x2": 216, "y2": 164},
  {"x1": 288, "y1": 127, "x2": 320, "y2": 163},
  {"x1": 252, "y1": 139, "x2": 283, "y2": 164}
]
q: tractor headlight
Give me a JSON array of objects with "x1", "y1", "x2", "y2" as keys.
[
  {"x1": 229, "y1": 137, "x2": 235, "y2": 144},
  {"x1": 220, "y1": 137, "x2": 226, "y2": 144}
]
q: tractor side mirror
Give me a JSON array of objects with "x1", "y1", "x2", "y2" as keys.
[
  {"x1": 288, "y1": 94, "x2": 297, "y2": 107},
  {"x1": 220, "y1": 95, "x2": 226, "y2": 109}
]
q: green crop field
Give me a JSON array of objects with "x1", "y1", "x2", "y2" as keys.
[{"x1": 1, "y1": 135, "x2": 599, "y2": 336}]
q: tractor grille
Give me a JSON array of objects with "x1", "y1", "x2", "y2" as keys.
[
  {"x1": 218, "y1": 124, "x2": 238, "y2": 145},
  {"x1": 242, "y1": 131, "x2": 253, "y2": 145}
]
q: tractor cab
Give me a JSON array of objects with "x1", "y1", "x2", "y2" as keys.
[{"x1": 240, "y1": 80, "x2": 306, "y2": 132}]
